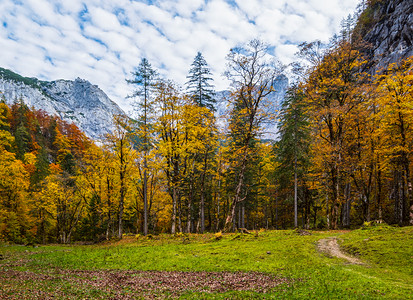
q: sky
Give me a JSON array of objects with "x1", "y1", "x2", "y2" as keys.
[{"x1": 0, "y1": 0, "x2": 360, "y2": 112}]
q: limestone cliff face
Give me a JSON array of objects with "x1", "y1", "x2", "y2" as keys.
[
  {"x1": 0, "y1": 68, "x2": 125, "y2": 140},
  {"x1": 360, "y1": 0, "x2": 413, "y2": 70}
]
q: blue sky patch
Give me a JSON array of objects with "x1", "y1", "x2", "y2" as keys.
[
  {"x1": 226, "y1": 0, "x2": 238, "y2": 9},
  {"x1": 114, "y1": 8, "x2": 129, "y2": 26},
  {"x1": 45, "y1": 56, "x2": 54, "y2": 66},
  {"x1": 79, "y1": 5, "x2": 90, "y2": 23},
  {"x1": 7, "y1": 33, "x2": 18, "y2": 41},
  {"x1": 86, "y1": 35, "x2": 107, "y2": 49},
  {"x1": 91, "y1": 54, "x2": 102, "y2": 61},
  {"x1": 267, "y1": 45, "x2": 276, "y2": 55}
]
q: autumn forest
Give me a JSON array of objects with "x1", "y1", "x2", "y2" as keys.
[{"x1": 1, "y1": 16, "x2": 413, "y2": 245}]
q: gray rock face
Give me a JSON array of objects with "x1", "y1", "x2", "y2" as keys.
[
  {"x1": 363, "y1": 0, "x2": 413, "y2": 70},
  {"x1": 261, "y1": 74, "x2": 289, "y2": 139},
  {"x1": 0, "y1": 68, "x2": 125, "y2": 140}
]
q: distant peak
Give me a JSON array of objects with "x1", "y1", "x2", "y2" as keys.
[{"x1": 75, "y1": 77, "x2": 89, "y2": 83}]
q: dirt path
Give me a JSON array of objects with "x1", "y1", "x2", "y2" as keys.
[{"x1": 318, "y1": 237, "x2": 364, "y2": 265}]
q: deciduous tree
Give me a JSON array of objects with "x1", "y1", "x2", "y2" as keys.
[{"x1": 223, "y1": 39, "x2": 283, "y2": 232}]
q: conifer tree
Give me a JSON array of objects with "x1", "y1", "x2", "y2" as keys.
[
  {"x1": 276, "y1": 85, "x2": 311, "y2": 228},
  {"x1": 127, "y1": 58, "x2": 158, "y2": 236},
  {"x1": 186, "y1": 52, "x2": 217, "y2": 232},
  {"x1": 186, "y1": 52, "x2": 216, "y2": 111}
]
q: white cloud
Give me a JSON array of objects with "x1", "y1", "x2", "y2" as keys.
[
  {"x1": 26, "y1": 0, "x2": 56, "y2": 25},
  {"x1": 0, "y1": 0, "x2": 360, "y2": 113},
  {"x1": 159, "y1": 0, "x2": 204, "y2": 18},
  {"x1": 275, "y1": 44, "x2": 299, "y2": 65},
  {"x1": 89, "y1": 8, "x2": 122, "y2": 31},
  {"x1": 198, "y1": 0, "x2": 255, "y2": 42},
  {"x1": 54, "y1": 0, "x2": 85, "y2": 15}
]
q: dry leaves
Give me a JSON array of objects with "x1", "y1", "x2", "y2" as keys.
[{"x1": 0, "y1": 268, "x2": 290, "y2": 299}]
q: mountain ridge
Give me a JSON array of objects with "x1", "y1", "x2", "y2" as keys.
[{"x1": 0, "y1": 67, "x2": 125, "y2": 140}]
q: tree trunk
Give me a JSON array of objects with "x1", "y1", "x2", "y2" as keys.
[
  {"x1": 118, "y1": 187, "x2": 124, "y2": 239},
  {"x1": 342, "y1": 183, "x2": 351, "y2": 227},
  {"x1": 331, "y1": 161, "x2": 340, "y2": 230},
  {"x1": 200, "y1": 193, "x2": 205, "y2": 233},
  {"x1": 178, "y1": 193, "x2": 182, "y2": 233},
  {"x1": 241, "y1": 202, "x2": 245, "y2": 228},
  {"x1": 223, "y1": 148, "x2": 248, "y2": 232},
  {"x1": 171, "y1": 186, "x2": 177, "y2": 234},
  {"x1": 275, "y1": 193, "x2": 278, "y2": 230},
  {"x1": 294, "y1": 155, "x2": 298, "y2": 228},
  {"x1": 409, "y1": 162, "x2": 413, "y2": 224},
  {"x1": 313, "y1": 205, "x2": 318, "y2": 229},
  {"x1": 393, "y1": 171, "x2": 404, "y2": 225},
  {"x1": 143, "y1": 86, "x2": 149, "y2": 236},
  {"x1": 198, "y1": 151, "x2": 208, "y2": 233},
  {"x1": 143, "y1": 158, "x2": 148, "y2": 236},
  {"x1": 326, "y1": 193, "x2": 330, "y2": 229},
  {"x1": 224, "y1": 200, "x2": 238, "y2": 232},
  {"x1": 187, "y1": 188, "x2": 192, "y2": 233},
  {"x1": 118, "y1": 173, "x2": 125, "y2": 239},
  {"x1": 377, "y1": 164, "x2": 383, "y2": 222},
  {"x1": 305, "y1": 187, "x2": 310, "y2": 230},
  {"x1": 215, "y1": 178, "x2": 221, "y2": 232},
  {"x1": 118, "y1": 139, "x2": 126, "y2": 239},
  {"x1": 106, "y1": 176, "x2": 112, "y2": 240},
  {"x1": 410, "y1": 198, "x2": 413, "y2": 225},
  {"x1": 404, "y1": 156, "x2": 412, "y2": 225}
]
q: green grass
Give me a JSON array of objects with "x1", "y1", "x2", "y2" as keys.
[{"x1": 1, "y1": 227, "x2": 412, "y2": 299}]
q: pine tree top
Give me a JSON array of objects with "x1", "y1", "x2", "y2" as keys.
[{"x1": 186, "y1": 52, "x2": 216, "y2": 111}]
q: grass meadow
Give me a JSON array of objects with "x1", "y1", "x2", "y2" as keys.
[{"x1": 1, "y1": 224, "x2": 412, "y2": 299}]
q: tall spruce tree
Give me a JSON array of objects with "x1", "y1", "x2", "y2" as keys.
[
  {"x1": 276, "y1": 85, "x2": 311, "y2": 228},
  {"x1": 127, "y1": 58, "x2": 158, "y2": 236},
  {"x1": 186, "y1": 52, "x2": 216, "y2": 111},
  {"x1": 186, "y1": 52, "x2": 217, "y2": 233}
]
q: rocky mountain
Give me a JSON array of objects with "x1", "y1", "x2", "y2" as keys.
[
  {"x1": 357, "y1": 0, "x2": 413, "y2": 71},
  {"x1": 0, "y1": 67, "x2": 125, "y2": 140}
]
